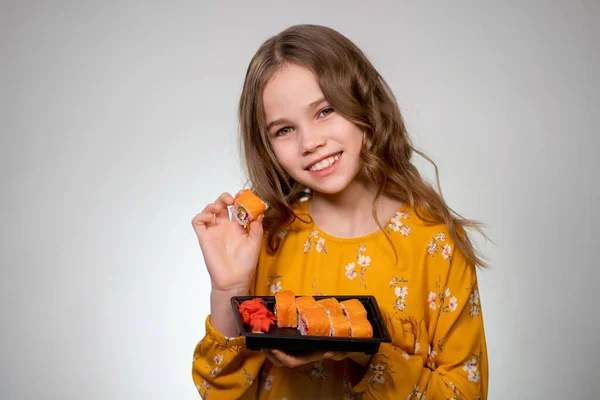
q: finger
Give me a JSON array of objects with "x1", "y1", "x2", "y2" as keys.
[
  {"x1": 263, "y1": 350, "x2": 283, "y2": 367},
  {"x1": 248, "y1": 214, "x2": 264, "y2": 242},
  {"x1": 191, "y1": 203, "x2": 218, "y2": 229},
  {"x1": 267, "y1": 350, "x2": 297, "y2": 367},
  {"x1": 271, "y1": 349, "x2": 325, "y2": 368},
  {"x1": 214, "y1": 192, "x2": 237, "y2": 223},
  {"x1": 205, "y1": 203, "x2": 228, "y2": 224},
  {"x1": 215, "y1": 203, "x2": 230, "y2": 222},
  {"x1": 215, "y1": 192, "x2": 235, "y2": 209},
  {"x1": 324, "y1": 351, "x2": 348, "y2": 361}
]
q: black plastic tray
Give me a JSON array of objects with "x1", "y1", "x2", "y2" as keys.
[{"x1": 231, "y1": 295, "x2": 391, "y2": 355}]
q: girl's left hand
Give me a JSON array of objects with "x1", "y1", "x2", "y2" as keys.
[{"x1": 263, "y1": 349, "x2": 372, "y2": 368}]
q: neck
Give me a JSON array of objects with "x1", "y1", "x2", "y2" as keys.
[
  {"x1": 307, "y1": 176, "x2": 402, "y2": 238},
  {"x1": 310, "y1": 177, "x2": 379, "y2": 220}
]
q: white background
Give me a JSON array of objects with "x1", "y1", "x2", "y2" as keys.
[{"x1": 2, "y1": 1, "x2": 599, "y2": 399}]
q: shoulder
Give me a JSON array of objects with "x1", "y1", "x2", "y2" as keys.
[
  {"x1": 389, "y1": 205, "x2": 450, "y2": 248},
  {"x1": 281, "y1": 199, "x2": 312, "y2": 235},
  {"x1": 260, "y1": 200, "x2": 312, "y2": 254},
  {"x1": 394, "y1": 205, "x2": 470, "y2": 271}
]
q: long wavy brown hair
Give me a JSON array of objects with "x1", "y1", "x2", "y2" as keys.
[{"x1": 238, "y1": 24, "x2": 487, "y2": 268}]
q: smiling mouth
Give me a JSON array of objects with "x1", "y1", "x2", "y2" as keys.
[{"x1": 307, "y1": 152, "x2": 342, "y2": 172}]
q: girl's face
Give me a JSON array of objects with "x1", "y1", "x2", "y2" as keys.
[{"x1": 263, "y1": 64, "x2": 364, "y2": 196}]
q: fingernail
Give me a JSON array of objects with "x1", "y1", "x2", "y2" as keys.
[{"x1": 324, "y1": 352, "x2": 334, "y2": 358}]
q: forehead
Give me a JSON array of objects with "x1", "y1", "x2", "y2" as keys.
[{"x1": 262, "y1": 64, "x2": 323, "y2": 118}]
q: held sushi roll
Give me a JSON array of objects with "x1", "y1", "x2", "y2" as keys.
[
  {"x1": 348, "y1": 315, "x2": 373, "y2": 338},
  {"x1": 299, "y1": 306, "x2": 330, "y2": 336},
  {"x1": 340, "y1": 298, "x2": 368, "y2": 319},
  {"x1": 232, "y1": 189, "x2": 267, "y2": 227},
  {"x1": 274, "y1": 290, "x2": 297, "y2": 328}
]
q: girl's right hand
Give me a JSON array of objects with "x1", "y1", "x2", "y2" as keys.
[{"x1": 191, "y1": 192, "x2": 264, "y2": 293}]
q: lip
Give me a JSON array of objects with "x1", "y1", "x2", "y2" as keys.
[
  {"x1": 307, "y1": 152, "x2": 342, "y2": 177},
  {"x1": 304, "y1": 151, "x2": 343, "y2": 170}
]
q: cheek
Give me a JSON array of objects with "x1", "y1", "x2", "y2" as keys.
[
  {"x1": 270, "y1": 142, "x2": 296, "y2": 171},
  {"x1": 270, "y1": 143, "x2": 285, "y2": 163},
  {"x1": 333, "y1": 120, "x2": 364, "y2": 150}
]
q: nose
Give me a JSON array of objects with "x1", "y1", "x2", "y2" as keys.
[{"x1": 299, "y1": 126, "x2": 326, "y2": 155}]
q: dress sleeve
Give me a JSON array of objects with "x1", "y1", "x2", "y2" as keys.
[
  {"x1": 191, "y1": 315, "x2": 266, "y2": 399},
  {"x1": 352, "y1": 245, "x2": 488, "y2": 399}
]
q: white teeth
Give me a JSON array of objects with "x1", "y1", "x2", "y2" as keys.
[{"x1": 309, "y1": 153, "x2": 341, "y2": 171}]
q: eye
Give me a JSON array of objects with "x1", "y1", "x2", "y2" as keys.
[
  {"x1": 275, "y1": 127, "x2": 293, "y2": 137},
  {"x1": 318, "y1": 107, "x2": 335, "y2": 117}
]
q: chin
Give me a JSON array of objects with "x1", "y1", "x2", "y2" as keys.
[{"x1": 304, "y1": 178, "x2": 354, "y2": 196}]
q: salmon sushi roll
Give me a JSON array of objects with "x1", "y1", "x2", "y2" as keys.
[
  {"x1": 232, "y1": 189, "x2": 267, "y2": 227},
  {"x1": 328, "y1": 313, "x2": 351, "y2": 337},
  {"x1": 299, "y1": 306, "x2": 330, "y2": 336},
  {"x1": 274, "y1": 290, "x2": 297, "y2": 328},
  {"x1": 317, "y1": 297, "x2": 344, "y2": 316},
  {"x1": 340, "y1": 299, "x2": 368, "y2": 319},
  {"x1": 348, "y1": 315, "x2": 373, "y2": 338},
  {"x1": 295, "y1": 296, "x2": 317, "y2": 330}
]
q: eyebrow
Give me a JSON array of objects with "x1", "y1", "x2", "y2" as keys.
[{"x1": 265, "y1": 97, "x2": 327, "y2": 131}]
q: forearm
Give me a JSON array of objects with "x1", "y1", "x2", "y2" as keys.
[{"x1": 210, "y1": 287, "x2": 249, "y2": 337}]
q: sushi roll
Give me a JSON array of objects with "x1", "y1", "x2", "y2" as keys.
[
  {"x1": 295, "y1": 296, "x2": 318, "y2": 330},
  {"x1": 347, "y1": 315, "x2": 373, "y2": 338},
  {"x1": 299, "y1": 306, "x2": 330, "y2": 336},
  {"x1": 328, "y1": 313, "x2": 351, "y2": 337},
  {"x1": 274, "y1": 290, "x2": 297, "y2": 328},
  {"x1": 340, "y1": 299, "x2": 368, "y2": 319},
  {"x1": 317, "y1": 298, "x2": 344, "y2": 316},
  {"x1": 232, "y1": 189, "x2": 267, "y2": 228}
]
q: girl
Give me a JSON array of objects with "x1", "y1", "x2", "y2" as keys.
[{"x1": 191, "y1": 24, "x2": 487, "y2": 399}]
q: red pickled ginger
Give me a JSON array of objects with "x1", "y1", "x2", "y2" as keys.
[{"x1": 237, "y1": 298, "x2": 277, "y2": 333}]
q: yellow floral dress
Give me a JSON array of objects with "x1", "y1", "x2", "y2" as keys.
[{"x1": 192, "y1": 201, "x2": 488, "y2": 399}]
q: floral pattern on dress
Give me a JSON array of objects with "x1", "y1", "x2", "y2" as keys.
[
  {"x1": 312, "y1": 277, "x2": 324, "y2": 296},
  {"x1": 389, "y1": 276, "x2": 409, "y2": 313},
  {"x1": 366, "y1": 357, "x2": 394, "y2": 386},
  {"x1": 342, "y1": 377, "x2": 354, "y2": 399},
  {"x1": 196, "y1": 380, "x2": 210, "y2": 399},
  {"x1": 468, "y1": 286, "x2": 481, "y2": 317},
  {"x1": 447, "y1": 382, "x2": 462, "y2": 399},
  {"x1": 205, "y1": 352, "x2": 224, "y2": 379},
  {"x1": 386, "y1": 211, "x2": 411, "y2": 237},
  {"x1": 343, "y1": 246, "x2": 372, "y2": 287},
  {"x1": 463, "y1": 354, "x2": 482, "y2": 383},
  {"x1": 427, "y1": 232, "x2": 452, "y2": 260},
  {"x1": 344, "y1": 262, "x2": 357, "y2": 280},
  {"x1": 299, "y1": 359, "x2": 329, "y2": 380},
  {"x1": 407, "y1": 384, "x2": 423, "y2": 399},
  {"x1": 303, "y1": 230, "x2": 328, "y2": 254},
  {"x1": 310, "y1": 360, "x2": 329, "y2": 379},
  {"x1": 427, "y1": 344, "x2": 438, "y2": 369},
  {"x1": 264, "y1": 375, "x2": 274, "y2": 391},
  {"x1": 347, "y1": 245, "x2": 371, "y2": 288},
  {"x1": 367, "y1": 363, "x2": 386, "y2": 384},
  {"x1": 237, "y1": 367, "x2": 254, "y2": 388},
  {"x1": 428, "y1": 277, "x2": 458, "y2": 314},
  {"x1": 267, "y1": 274, "x2": 282, "y2": 294}
]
